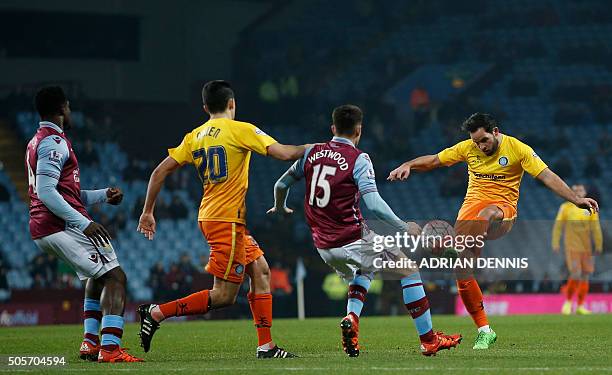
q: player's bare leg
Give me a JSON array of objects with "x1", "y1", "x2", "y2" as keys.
[
  {"x1": 246, "y1": 256, "x2": 295, "y2": 358},
  {"x1": 97, "y1": 267, "x2": 143, "y2": 362},
  {"x1": 139, "y1": 277, "x2": 240, "y2": 353},
  {"x1": 79, "y1": 277, "x2": 104, "y2": 361},
  {"x1": 455, "y1": 204, "x2": 503, "y2": 349}
]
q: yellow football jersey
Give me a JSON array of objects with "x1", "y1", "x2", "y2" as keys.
[
  {"x1": 438, "y1": 134, "x2": 548, "y2": 209},
  {"x1": 168, "y1": 118, "x2": 277, "y2": 224},
  {"x1": 552, "y1": 202, "x2": 603, "y2": 253}
]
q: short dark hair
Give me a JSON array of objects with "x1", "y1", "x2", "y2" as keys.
[
  {"x1": 461, "y1": 113, "x2": 499, "y2": 133},
  {"x1": 332, "y1": 104, "x2": 363, "y2": 135},
  {"x1": 35, "y1": 86, "x2": 67, "y2": 118},
  {"x1": 202, "y1": 80, "x2": 234, "y2": 113}
]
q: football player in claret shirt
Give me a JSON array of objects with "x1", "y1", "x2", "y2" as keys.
[
  {"x1": 552, "y1": 183, "x2": 603, "y2": 315},
  {"x1": 269, "y1": 105, "x2": 462, "y2": 357},
  {"x1": 137, "y1": 80, "x2": 307, "y2": 359},
  {"x1": 388, "y1": 113, "x2": 599, "y2": 349},
  {"x1": 26, "y1": 87, "x2": 142, "y2": 363}
]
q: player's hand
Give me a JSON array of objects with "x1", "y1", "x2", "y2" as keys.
[
  {"x1": 266, "y1": 206, "x2": 294, "y2": 215},
  {"x1": 574, "y1": 197, "x2": 599, "y2": 213},
  {"x1": 137, "y1": 212, "x2": 156, "y2": 240},
  {"x1": 388, "y1": 163, "x2": 411, "y2": 181},
  {"x1": 106, "y1": 187, "x2": 124, "y2": 205},
  {"x1": 552, "y1": 246, "x2": 560, "y2": 253},
  {"x1": 84, "y1": 221, "x2": 111, "y2": 248}
]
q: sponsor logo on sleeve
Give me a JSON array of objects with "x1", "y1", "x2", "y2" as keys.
[
  {"x1": 363, "y1": 154, "x2": 375, "y2": 179},
  {"x1": 367, "y1": 167, "x2": 376, "y2": 179},
  {"x1": 254, "y1": 127, "x2": 268, "y2": 136},
  {"x1": 49, "y1": 150, "x2": 63, "y2": 163}
]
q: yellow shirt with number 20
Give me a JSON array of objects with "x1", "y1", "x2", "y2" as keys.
[{"x1": 168, "y1": 118, "x2": 277, "y2": 224}]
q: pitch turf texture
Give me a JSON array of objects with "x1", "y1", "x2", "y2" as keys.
[{"x1": 1, "y1": 315, "x2": 611, "y2": 374}]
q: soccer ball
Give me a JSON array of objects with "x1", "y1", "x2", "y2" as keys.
[{"x1": 420, "y1": 220, "x2": 457, "y2": 258}]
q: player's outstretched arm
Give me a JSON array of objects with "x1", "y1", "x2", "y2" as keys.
[
  {"x1": 362, "y1": 192, "x2": 416, "y2": 233},
  {"x1": 138, "y1": 156, "x2": 181, "y2": 240},
  {"x1": 355, "y1": 153, "x2": 420, "y2": 235},
  {"x1": 536, "y1": 168, "x2": 599, "y2": 212},
  {"x1": 266, "y1": 143, "x2": 309, "y2": 161},
  {"x1": 387, "y1": 154, "x2": 442, "y2": 181},
  {"x1": 267, "y1": 164, "x2": 300, "y2": 215}
]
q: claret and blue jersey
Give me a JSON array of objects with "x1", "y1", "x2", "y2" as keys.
[
  {"x1": 278, "y1": 136, "x2": 407, "y2": 249},
  {"x1": 26, "y1": 121, "x2": 107, "y2": 239}
]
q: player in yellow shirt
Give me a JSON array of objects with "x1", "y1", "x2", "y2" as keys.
[
  {"x1": 552, "y1": 184, "x2": 603, "y2": 315},
  {"x1": 388, "y1": 113, "x2": 599, "y2": 349},
  {"x1": 136, "y1": 80, "x2": 308, "y2": 358}
]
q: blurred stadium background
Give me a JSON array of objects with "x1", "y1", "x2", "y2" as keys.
[{"x1": 0, "y1": 0, "x2": 611, "y2": 326}]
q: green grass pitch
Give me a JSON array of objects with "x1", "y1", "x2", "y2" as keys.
[{"x1": 1, "y1": 314, "x2": 611, "y2": 374}]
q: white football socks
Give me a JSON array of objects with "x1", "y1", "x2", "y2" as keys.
[
  {"x1": 478, "y1": 325, "x2": 492, "y2": 333},
  {"x1": 257, "y1": 341, "x2": 274, "y2": 351}
]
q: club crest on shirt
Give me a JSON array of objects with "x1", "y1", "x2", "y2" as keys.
[
  {"x1": 498, "y1": 156, "x2": 509, "y2": 167},
  {"x1": 235, "y1": 264, "x2": 244, "y2": 275}
]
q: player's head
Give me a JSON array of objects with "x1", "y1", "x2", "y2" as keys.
[
  {"x1": 571, "y1": 184, "x2": 586, "y2": 198},
  {"x1": 202, "y1": 80, "x2": 235, "y2": 119},
  {"x1": 34, "y1": 86, "x2": 72, "y2": 129},
  {"x1": 461, "y1": 113, "x2": 500, "y2": 156},
  {"x1": 331, "y1": 104, "x2": 363, "y2": 145}
]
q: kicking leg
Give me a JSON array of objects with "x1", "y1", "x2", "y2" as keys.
[{"x1": 455, "y1": 204, "x2": 503, "y2": 348}]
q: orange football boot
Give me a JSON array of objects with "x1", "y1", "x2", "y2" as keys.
[
  {"x1": 79, "y1": 340, "x2": 99, "y2": 361},
  {"x1": 340, "y1": 313, "x2": 360, "y2": 357},
  {"x1": 420, "y1": 331, "x2": 462, "y2": 356},
  {"x1": 98, "y1": 347, "x2": 144, "y2": 363}
]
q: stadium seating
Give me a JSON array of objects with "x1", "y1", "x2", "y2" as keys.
[
  {"x1": 2, "y1": 0, "x2": 611, "y2": 297},
  {"x1": 2, "y1": 112, "x2": 207, "y2": 300}
]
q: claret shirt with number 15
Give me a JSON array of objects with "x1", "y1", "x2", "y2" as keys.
[{"x1": 168, "y1": 118, "x2": 277, "y2": 224}]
